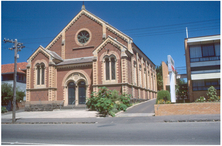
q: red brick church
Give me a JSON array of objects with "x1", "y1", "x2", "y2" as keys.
[{"x1": 25, "y1": 5, "x2": 157, "y2": 109}]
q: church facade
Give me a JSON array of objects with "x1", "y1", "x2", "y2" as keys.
[{"x1": 26, "y1": 5, "x2": 157, "y2": 107}]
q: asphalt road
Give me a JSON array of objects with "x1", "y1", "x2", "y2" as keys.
[{"x1": 2, "y1": 122, "x2": 220, "y2": 145}]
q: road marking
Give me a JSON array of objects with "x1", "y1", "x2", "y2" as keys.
[
  {"x1": 2, "y1": 142, "x2": 70, "y2": 145},
  {"x1": 116, "y1": 113, "x2": 155, "y2": 117}
]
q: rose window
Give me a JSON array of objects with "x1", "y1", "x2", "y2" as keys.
[{"x1": 77, "y1": 30, "x2": 90, "y2": 44}]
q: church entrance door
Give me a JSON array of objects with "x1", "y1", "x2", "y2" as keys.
[
  {"x1": 68, "y1": 82, "x2": 75, "y2": 105},
  {"x1": 78, "y1": 81, "x2": 86, "y2": 104}
]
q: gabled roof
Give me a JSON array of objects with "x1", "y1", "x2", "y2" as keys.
[
  {"x1": 93, "y1": 35, "x2": 128, "y2": 53},
  {"x1": 45, "y1": 7, "x2": 133, "y2": 51},
  {"x1": 1, "y1": 62, "x2": 28, "y2": 74},
  {"x1": 28, "y1": 45, "x2": 63, "y2": 62},
  {"x1": 44, "y1": 49, "x2": 63, "y2": 61}
]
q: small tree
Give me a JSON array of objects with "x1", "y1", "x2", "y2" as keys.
[
  {"x1": 156, "y1": 90, "x2": 171, "y2": 104},
  {"x1": 176, "y1": 78, "x2": 188, "y2": 102},
  {"x1": 207, "y1": 86, "x2": 219, "y2": 102},
  {"x1": 1, "y1": 83, "x2": 25, "y2": 107},
  {"x1": 156, "y1": 64, "x2": 163, "y2": 91},
  {"x1": 1, "y1": 83, "x2": 13, "y2": 105}
]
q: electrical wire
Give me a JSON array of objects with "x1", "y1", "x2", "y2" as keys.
[{"x1": 122, "y1": 19, "x2": 219, "y2": 32}]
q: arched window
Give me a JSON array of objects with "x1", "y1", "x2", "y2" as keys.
[
  {"x1": 111, "y1": 58, "x2": 115, "y2": 80},
  {"x1": 41, "y1": 64, "x2": 45, "y2": 85},
  {"x1": 37, "y1": 65, "x2": 41, "y2": 85},
  {"x1": 139, "y1": 64, "x2": 142, "y2": 87},
  {"x1": 144, "y1": 68, "x2": 146, "y2": 88},
  {"x1": 104, "y1": 55, "x2": 116, "y2": 81},
  {"x1": 36, "y1": 63, "x2": 45, "y2": 86},
  {"x1": 134, "y1": 61, "x2": 137, "y2": 85},
  {"x1": 105, "y1": 58, "x2": 110, "y2": 80},
  {"x1": 147, "y1": 70, "x2": 149, "y2": 89}
]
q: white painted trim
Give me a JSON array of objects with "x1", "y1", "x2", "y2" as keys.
[
  {"x1": 187, "y1": 35, "x2": 220, "y2": 43},
  {"x1": 190, "y1": 60, "x2": 220, "y2": 67},
  {"x1": 191, "y1": 72, "x2": 220, "y2": 80},
  {"x1": 191, "y1": 69, "x2": 220, "y2": 74}
]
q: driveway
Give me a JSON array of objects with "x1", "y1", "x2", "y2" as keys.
[{"x1": 116, "y1": 98, "x2": 156, "y2": 117}]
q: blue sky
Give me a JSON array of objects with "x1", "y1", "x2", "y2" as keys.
[{"x1": 1, "y1": 1, "x2": 220, "y2": 74}]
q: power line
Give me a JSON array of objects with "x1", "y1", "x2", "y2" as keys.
[
  {"x1": 130, "y1": 27, "x2": 219, "y2": 37},
  {"x1": 124, "y1": 21, "x2": 219, "y2": 34},
  {"x1": 128, "y1": 25, "x2": 219, "y2": 36},
  {"x1": 126, "y1": 24, "x2": 219, "y2": 35},
  {"x1": 13, "y1": 19, "x2": 220, "y2": 41},
  {"x1": 121, "y1": 19, "x2": 219, "y2": 32},
  {"x1": 10, "y1": 26, "x2": 219, "y2": 46}
]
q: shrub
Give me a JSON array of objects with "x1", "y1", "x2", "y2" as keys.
[
  {"x1": 86, "y1": 87, "x2": 132, "y2": 117},
  {"x1": 95, "y1": 98, "x2": 114, "y2": 116},
  {"x1": 117, "y1": 103, "x2": 128, "y2": 111},
  {"x1": 157, "y1": 99, "x2": 171, "y2": 104},
  {"x1": 195, "y1": 96, "x2": 206, "y2": 102},
  {"x1": 86, "y1": 92, "x2": 100, "y2": 111},
  {"x1": 120, "y1": 93, "x2": 131, "y2": 107},
  {"x1": 156, "y1": 90, "x2": 171, "y2": 104},
  {"x1": 207, "y1": 86, "x2": 219, "y2": 102},
  {"x1": 1, "y1": 106, "x2": 7, "y2": 113},
  {"x1": 157, "y1": 99, "x2": 165, "y2": 104},
  {"x1": 165, "y1": 100, "x2": 171, "y2": 104}
]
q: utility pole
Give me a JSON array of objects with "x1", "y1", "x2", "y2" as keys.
[
  {"x1": 186, "y1": 27, "x2": 189, "y2": 38},
  {"x1": 3, "y1": 38, "x2": 25, "y2": 123}
]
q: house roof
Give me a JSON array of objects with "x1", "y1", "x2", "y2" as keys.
[
  {"x1": 1, "y1": 62, "x2": 28, "y2": 74},
  {"x1": 27, "y1": 45, "x2": 63, "y2": 62}
]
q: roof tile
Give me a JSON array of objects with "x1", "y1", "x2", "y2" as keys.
[{"x1": 1, "y1": 62, "x2": 28, "y2": 74}]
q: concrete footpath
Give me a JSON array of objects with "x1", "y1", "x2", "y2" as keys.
[{"x1": 1, "y1": 109, "x2": 220, "y2": 124}]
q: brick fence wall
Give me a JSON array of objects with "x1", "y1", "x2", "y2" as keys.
[{"x1": 154, "y1": 102, "x2": 220, "y2": 116}]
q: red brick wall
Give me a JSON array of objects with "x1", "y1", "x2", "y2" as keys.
[
  {"x1": 106, "y1": 29, "x2": 128, "y2": 47},
  {"x1": 97, "y1": 60, "x2": 102, "y2": 85},
  {"x1": 103, "y1": 85, "x2": 122, "y2": 94},
  {"x1": 65, "y1": 15, "x2": 103, "y2": 59},
  {"x1": 31, "y1": 52, "x2": 49, "y2": 88},
  {"x1": 134, "y1": 88, "x2": 138, "y2": 98},
  {"x1": 146, "y1": 91, "x2": 148, "y2": 99},
  {"x1": 155, "y1": 102, "x2": 220, "y2": 116},
  {"x1": 97, "y1": 43, "x2": 121, "y2": 84},
  {"x1": 127, "y1": 56, "x2": 132, "y2": 84},
  {"x1": 128, "y1": 86, "x2": 132, "y2": 96},
  {"x1": 30, "y1": 90, "x2": 48, "y2": 101},
  {"x1": 48, "y1": 36, "x2": 62, "y2": 57},
  {"x1": 57, "y1": 66, "x2": 93, "y2": 100}
]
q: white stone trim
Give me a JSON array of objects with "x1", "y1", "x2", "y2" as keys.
[{"x1": 191, "y1": 72, "x2": 220, "y2": 80}]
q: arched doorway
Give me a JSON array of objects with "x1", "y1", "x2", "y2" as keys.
[
  {"x1": 68, "y1": 82, "x2": 75, "y2": 105},
  {"x1": 78, "y1": 81, "x2": 86, "y2": 104}
]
